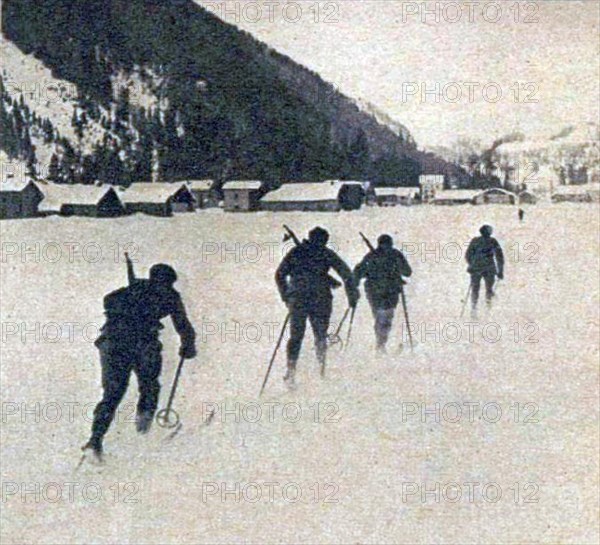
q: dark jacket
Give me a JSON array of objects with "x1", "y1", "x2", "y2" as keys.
[
  {"x1": 466, "y1": 235, "x2": 504, "y2": 276},
  {"x1": 99, "y1": 279, "x2": 195, "y2": 351},
  {"x1": 276, "y1": 241, "x2": 356, "y2": 305},
  {"x1": 354, "y1": 247, "x2": 412, "y2": 309}
]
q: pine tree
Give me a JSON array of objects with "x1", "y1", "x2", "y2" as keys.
[
  {"x1": 48, "y1": 153, "x2": 60, "y2": 182},
  {"x1": 347, "y1": 129, "x2": 370, "y2": 179}
]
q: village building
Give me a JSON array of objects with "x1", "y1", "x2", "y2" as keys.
[
  {"x1": 473, "y1": 187, "x2": 517, "y2": 205},
  {"x1": 38, "y1": 183, "x2": 125, "y2": 217},
  {"x1": 324, "y1": 180, "x2": 366, "y2": 210},
  {"x1": 222, "y1": 181, "x2": 262, "y2": 212},
  {"x1": 551, "y1": 184, "x2": 600, "y2": 203},
  {"x1": 419, "y1": 174, "x2": 445, "y2": 202},
  {"x1": 122, "y1": 183, "x2": 195, "y2": 216},
  {"x1": 185, "y1": 180, "x2": 219, "y2": 209},
  {"x1": 261, "y1": 182, "x2": 342, "y2": 212},
  {"x1": 0, "y1": 177, "x2": 44, "y2": 219},
  {"x1": 431, "y1": 189, "x2": 478, "y2": 206},
  {"x1": 373, "y1": 187, "x2": 417, "y2": 206}
]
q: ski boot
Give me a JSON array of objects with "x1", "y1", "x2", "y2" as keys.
[
  {"x1": 136, "y1": 410, "x2": 153, "y2": 434},
  {"x1": 283, "y1": 367, "x2": 297, "y2": 390},
  {"x1": 81, "y1": 437, "x2": 104, "y2": 464}
]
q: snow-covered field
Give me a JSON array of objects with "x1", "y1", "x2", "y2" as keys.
[{"x1": 1, "y1": 204, "x2": 598, "y2": 544}]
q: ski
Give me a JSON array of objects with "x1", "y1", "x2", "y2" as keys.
[
  {"x1": 75, "y1": 449, "x2": 104, "y2": 471},
  {"x1": 163, "y1": 422, "x2": 183, "y2": 441},
  {"x1": 163, "y1": 407, "x2": 216, "y2": 442}
]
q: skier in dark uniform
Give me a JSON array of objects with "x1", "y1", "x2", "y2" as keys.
[
  {"x1": 275, "y1": 227, "x2": 359, "y2": 387},
  {"x1": 518, "y1": 208, "x2": 525, "y2": 222},
  {"x1": 83, "y1": 263, "x2": 196, "y2": 460},
  {"x1": 465, "y1": 225, "x2": 504, "y2": 317},
  {"x1": 354, "y1": 234, "x2": 412, "y2": 353}
]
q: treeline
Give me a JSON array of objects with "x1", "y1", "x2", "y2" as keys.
[{"x1": 0, "y1": 77, "x2": 54, "y2": 171}]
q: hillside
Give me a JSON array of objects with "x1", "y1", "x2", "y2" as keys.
[{"x1": 0, "y1": 0, "x2": 451, "y2": 186}]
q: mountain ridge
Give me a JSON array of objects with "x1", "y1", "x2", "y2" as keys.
[{"x1": 2, "y1": 0, "x2": 453, "y2": 185}]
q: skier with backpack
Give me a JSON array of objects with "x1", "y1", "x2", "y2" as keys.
[
  {"x1": 465, "y1": 224, "x2": 505, "y2": 317},
  {"x1": 354, "y1": 234, "x2": 412, "y2": 353},
  {"x1": 275, "y1": 227, "x2": 359, "y2": 387},
  {"x1": 82, "y1": 261, "x2": 196, "y2": 461}
]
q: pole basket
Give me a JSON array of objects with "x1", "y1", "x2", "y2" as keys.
[
  {"x1": 326, "y1": 332, "x2": 344, "y2": 350},
  {"x1": 155, "y1": 408, "x2": 180, "y2": 429}
]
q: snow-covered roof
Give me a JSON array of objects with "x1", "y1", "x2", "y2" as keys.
[
  {"x1": 262, "y1": 182, "x2": 340, "y2": 202},
  {"x1": 223, "y1": 181, "x2": 262, "y2": 191},
  {"x1": 325, "y1": 180, "x2": 366, "y2": 188},
  {"x1": 420, "y1": 174, "x2": 445, "y2": 181},
  {"x1": 375, "y1": 187, "x2": 417, "y2": 197},
  {"x1": 433, "y1": 190, "x2": 479, "y2": 200},
  {"x1": 0, "y1": 177, "x2": 38, "y2": 193},
  {"x1": 185, "y1": 180, "x2": 214, "y2": 191},
  {"x1": 475, "y1": 187, "x2": 517, "y2": 197},
  {"x1": 38, "y1": 183, "x2": 119, "y2": 211},
  {"x1": 121, "y1": 182, "x2": 189, "y2": 204}
]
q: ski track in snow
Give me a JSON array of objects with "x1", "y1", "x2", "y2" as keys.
[{"x1": 0, "y1": 204, "x2": 598, "y2": 544}]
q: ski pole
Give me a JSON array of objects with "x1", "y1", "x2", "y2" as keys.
[
  {"x1": 344, "y1": 306, "x2": 357, "y2": 351},
  {"x1": 327, "y1": 307, "x2": 350, "y2": 348},
  {"x1": 459, "y1": 282, "x2": 472, "y2": 319},
  {"x1": 399, "y1": 284, "x2": 414, "y2": 352},
  {"x1": 260, "y1": 313, "x2": 290, "y2": 396},
  {"x1": 156, "y1": 355, "x2": 185, "y2": 429}
]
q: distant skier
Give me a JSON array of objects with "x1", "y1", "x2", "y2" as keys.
[
  {"x1": 466, "y1": 225, "x2": 504, "y2": 317},
  {"x1": 518, "y1": 208, "x2": 525, "y2": 222},
  {"x1": 275, "y1": 227, "x2": 359, "y2": 387},
  {"x1": 354, "y1": 234, "x2": 412, "y2": 353},
  {"x1": 83, "y1": 263, "x2": 196, "y2": 461}
]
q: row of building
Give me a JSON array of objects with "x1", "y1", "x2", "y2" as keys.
[{"x1": 1, "y1": 176, "x2": 599, "y2": 220}]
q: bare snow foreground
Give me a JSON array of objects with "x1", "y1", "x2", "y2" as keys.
[{"x1": 1, "y1": 205, "x2": 598, "y2": 544}]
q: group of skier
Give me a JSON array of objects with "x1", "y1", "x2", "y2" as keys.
[{"x1": 83, "y1": 224, "x2": 505, "y2": 461}]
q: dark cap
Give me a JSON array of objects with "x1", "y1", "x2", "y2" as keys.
[
  {"x1": 480, "y1": 224, "x2": 493, "y2": 236},
  {"x1": 308, "y1": 227, "x2": 329, "y2": 246},
  {"x1": 377, "y1": 234, "x2": 393, "y2": 247},
  {"x1": 149, "y1": 263, "x2": 177, "y2": 285}
]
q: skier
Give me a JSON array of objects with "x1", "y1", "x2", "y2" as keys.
[
  {"x1": 82, "y1": 263, "x2": 196, "y2": 461},
  {"x1": 275, "y1": 227, "x2": 359, "y2": 387},
  {"x1": 518, "y1": 208, "x2": 525, "y2": 222},
  {"x1": 354, "y1": 234, "x2": 412, "y2": 353},
  {"x1": 465, "y1": 225, "x2": 504, "y2": 317}
]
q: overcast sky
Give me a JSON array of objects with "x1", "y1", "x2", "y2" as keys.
[{"x1": 196, "y1": 0, "x2": 599, "y2": 149}]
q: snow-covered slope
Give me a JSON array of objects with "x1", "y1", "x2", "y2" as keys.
[{"x1": 1, "y1": 37, "x2": 99, "y2": 165}]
